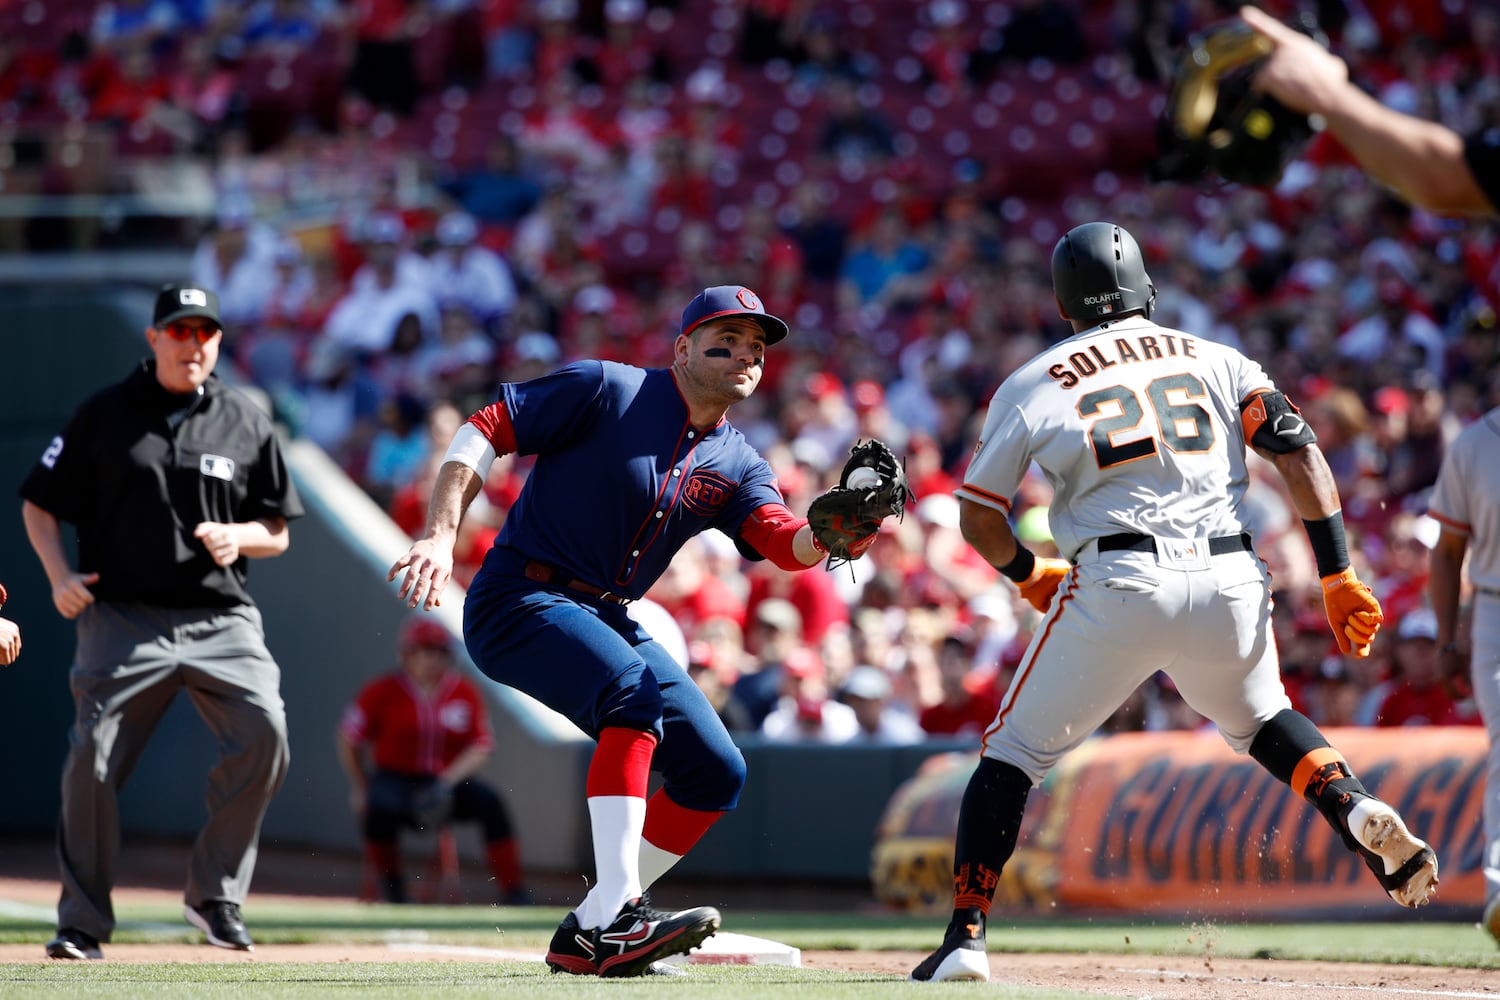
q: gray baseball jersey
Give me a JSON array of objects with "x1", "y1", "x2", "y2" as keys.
[
  {"x1": 959, "y1": 315, "x2": 1292, "y2": 781},
  {"x1": 1427, "y1": 406, "x2": 1500, "y2": 914},
  {"x1": 960, "y1": 315, "x2": 1270, "y2": 559}
]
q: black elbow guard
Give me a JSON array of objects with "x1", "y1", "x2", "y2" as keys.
[{"x1": 1240, "y1": 391, "x2": 1317, "y2": 454}]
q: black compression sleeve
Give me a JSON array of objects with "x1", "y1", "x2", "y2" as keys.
[
  {"x1": 1303, "y1": 511, "x2": 1351, "y2": 578},
  {"x1": 997, "y1": 545, "x2": 1036, "y2": 583}
]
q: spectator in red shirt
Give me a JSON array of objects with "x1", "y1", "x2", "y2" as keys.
[
  {"x1": 1373, "y1": 608, "x2": 1475, "y2": 727},
  {"x1": 647, "y1": 537, "x2": 747, "y2": 638},
  {"x1": 336, "y1": 618, "x2": 529, "y2": 904},
  {"x1": 920, "y1": 631, "x2": 1000, "y2": 740}
]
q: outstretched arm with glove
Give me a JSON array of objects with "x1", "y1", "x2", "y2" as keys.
[
  {"x1": 958, "y1": 499, "x2": 1070, "y2": 614},
  {"x1": 805, "y1": 439, "x2": 911, "y2": 572},
  {"x1": 738, "y1": 439, "x2": 909, "y2": 572}
]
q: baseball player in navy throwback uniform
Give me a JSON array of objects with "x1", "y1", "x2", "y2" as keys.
[
  {"x1": 388, "y1": 285, "x2": 894, "y2": 977},
  {"x1": 1428, "y1": 406, "x2": 1500, "y2": 942},
  {"x1": 20, "y1": 285, "x2": 304, "y2": 961},
  {"x1": 911, "y1": 224, "x2": 1439, "y2": 983}
]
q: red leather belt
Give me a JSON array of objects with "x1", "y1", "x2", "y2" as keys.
[{"x1": 524, "y1": 560, "x2": 632, "y2": 606}]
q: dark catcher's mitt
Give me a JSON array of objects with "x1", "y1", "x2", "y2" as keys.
[
  {"x1": 1151, "y1": 13, "x2": 1328, "y2": 188},
  {"x1": 411, "y1": 779, "x2": 453, "y2": 829},
  {"x1": 807, "y1": 439, "x2": 909, "y2": 571}
]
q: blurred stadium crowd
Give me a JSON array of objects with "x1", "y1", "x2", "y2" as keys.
[{"x1": 4, "y1": 0, "x2": 1497, "y2": 744}]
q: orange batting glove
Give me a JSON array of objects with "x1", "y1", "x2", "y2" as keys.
[
  {"x1": 1016, "y1": 558, "x2": 1071, "y2": 614},
  {"x1": 1321, "y1": 568, "x2": 1383, "y2": 658}
]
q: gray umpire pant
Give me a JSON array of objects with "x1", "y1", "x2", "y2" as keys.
[{"x1": 56, "y1": 601, "x2": 290, "y2": 941}]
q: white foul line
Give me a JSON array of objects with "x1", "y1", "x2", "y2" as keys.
[{"x1": 1113, "y1": 963, "x2": 1499, "y2": 999}]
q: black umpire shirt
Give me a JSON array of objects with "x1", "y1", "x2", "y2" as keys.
[{"x1": 20, "y1": 361, "x2": 305, "y2": 608}]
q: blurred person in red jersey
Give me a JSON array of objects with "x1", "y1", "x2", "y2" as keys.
[
  {"x1": 1374, "y1": 513, "x2": 1440, "y2": 626},
  {"x1": 902, "y1": 430, "x2": 958, "y2": 501},
  {"x1": 910, "y1": 494, "x2": 1000, "y2": 606},
  {"x1": 646, "y1": 537, "x2": 747, "y2": 639},
  {"x1": 920, "y1": 630, "x2": 1001, "y2": 741},
  {"x1": 743, "y1": 548, "x2": 849, "y2": 648},
  {"x1": 1373, "y1": 608, "x2": 1478, "y2": 727},
  {"x1": 337, "y1": 618, "x2": 530, "y2": 904}
]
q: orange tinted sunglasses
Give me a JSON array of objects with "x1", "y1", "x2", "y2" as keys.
[{"x1": 160, "y1": 322, "x2": 222, "y2": 344}]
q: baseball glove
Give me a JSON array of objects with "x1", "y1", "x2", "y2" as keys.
[
  {"x1": 807, "y1": 439, "x2": 910, "y2": 572},
  {"x1": 1150, "y1": 13, "x2": 1327, "y2": 188},
  {"x1": 411, "y1": 779, "x2": 453, "y2": 829}
]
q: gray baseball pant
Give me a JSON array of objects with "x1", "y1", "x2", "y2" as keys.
[{"x1": 55, "y1": 600, "x2": 290, "y2": 940}]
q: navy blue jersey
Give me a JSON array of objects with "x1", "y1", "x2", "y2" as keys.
[{"x1": 493, "y1": 360, "x2": 783, "y2": 599}]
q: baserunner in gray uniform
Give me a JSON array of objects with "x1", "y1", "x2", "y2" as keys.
[{"x1": 20, "y1": 285, "x2": 304, "y2": 961}]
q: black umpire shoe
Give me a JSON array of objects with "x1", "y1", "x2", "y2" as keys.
[
  {"x1": 185, "y1": 901, "x2": 255, "y2": 951},
  {"x1": 594, "y1": 896, "x2": 720, "y2": 978},
  {"x1": 544, "y1": 912, "x2": 598, "y2": 976},
  {"x1": 910, "y1": 921, "x2": 989, "y2": 982},
  {"x1": 45, "y1": 927, "x2": 102, "y2": 960}
]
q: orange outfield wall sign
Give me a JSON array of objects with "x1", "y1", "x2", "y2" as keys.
[{"x1": 871, "y1": 727, "x2": 1487, "y2": 918}]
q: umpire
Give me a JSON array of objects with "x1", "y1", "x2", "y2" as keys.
[{"x1": 19, "y1": 285, "x2": 304, "y2": 960}]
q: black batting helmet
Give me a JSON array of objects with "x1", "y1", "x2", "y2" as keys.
[{"x1": 1051, "y1": 222, "x2": 1156, "y2": 321}]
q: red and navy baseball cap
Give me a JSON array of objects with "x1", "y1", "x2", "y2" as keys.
[
  {"x1": 153, "y1": 285, "x2": 222, "y2": 328},
  {"x1": 679, "y1": 285, "x2": 789, "y2": 345}
]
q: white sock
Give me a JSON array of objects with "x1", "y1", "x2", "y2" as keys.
[
  {"x1": 576, "y1": 795, "x2": 646, "y2": 930},
  {"x1": 639, "y1": 839, "x2": 684, "y2": 891}
]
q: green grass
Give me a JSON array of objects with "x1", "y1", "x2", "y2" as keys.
[{"x1": 0, "y1": 895, "x2": 1495, "y2": 998}]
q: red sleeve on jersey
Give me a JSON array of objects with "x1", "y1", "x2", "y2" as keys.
[
  {"x1": 454, "y1": 676, "x2": 495, "y2": 755},
  {"x1": 340, "y1": 676, "x2": 390, "y2": 746},
  {"x1": 738, "y1": 503, "x2": 817, "y2": 571},
  {"x1": 467, "y1": 402, "x2": 518, "y2": 456}
]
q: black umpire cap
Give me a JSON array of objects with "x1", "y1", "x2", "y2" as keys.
[{"x1": 153, "y1": 285, "x2": 223, "y2": 328}]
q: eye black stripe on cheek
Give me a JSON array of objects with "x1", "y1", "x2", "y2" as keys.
[{"x1": 704, "y1": 347, "x2": 732, "y2": 358}]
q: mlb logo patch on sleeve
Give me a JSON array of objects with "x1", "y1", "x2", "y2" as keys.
[{"x1": 200, "y1": 455, "x2": 236, "y2": 481}]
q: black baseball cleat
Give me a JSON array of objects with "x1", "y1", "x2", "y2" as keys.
[
  {"x1": 544, "y1": 912, "x2": 598, "y2": 976},
  {"x1": 185, "y1": 901, "x2": 255, "y2": 951},
  {"x1": 910, "y1": 921, "x2": 989, "y2": 982},
  {"x1": 593, "y1": 896, "x2": 721, "y2": 978},
  {"x1": 45, "y1": 927, "x2": 102, "y2": 960}
]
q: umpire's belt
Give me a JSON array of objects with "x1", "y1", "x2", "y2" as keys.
[
  {"x1": 524, "y1": 560, "x2": 633, "y2": 606},
  {"x1": 1094, "y1": 532, "x2": 1254, "y2": 556}
]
